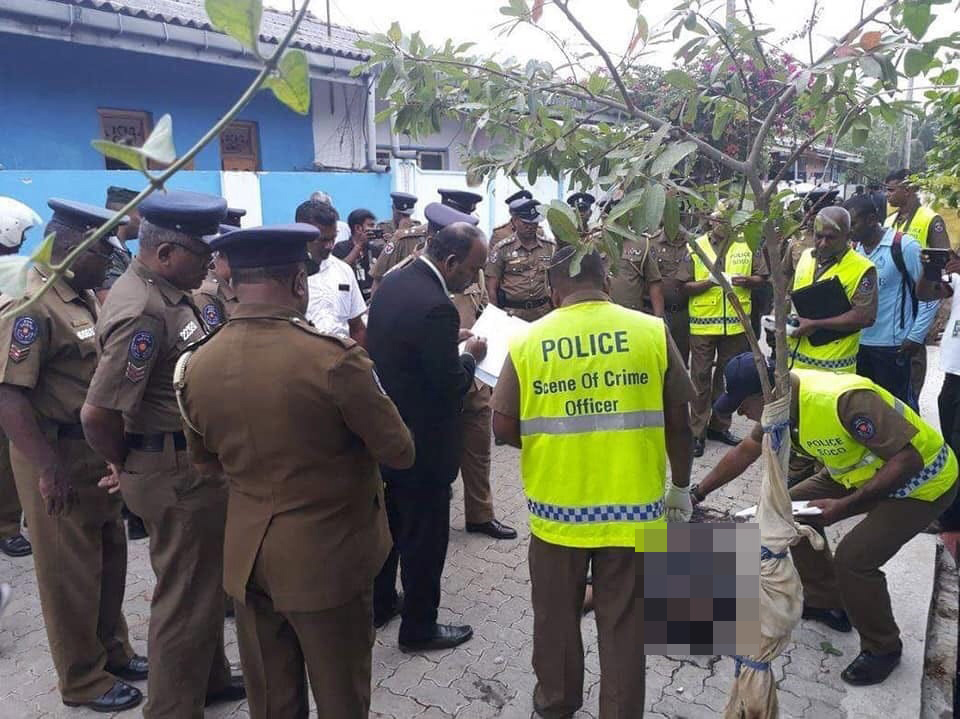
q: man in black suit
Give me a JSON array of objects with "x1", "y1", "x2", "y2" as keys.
[{"x1": 367, "y1": 209, "x2": 488, "y2": 652}]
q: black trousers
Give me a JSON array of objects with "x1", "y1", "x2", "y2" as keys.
[
  {"x1": 373, "y1": 481, "x2": 451, "y2": 643},
  {"x1": 856, "y1": 345, "x2": 916, "y2": 410},
  {"x1": 938, "y1": 373, "x2": 960, "y2": 529}
]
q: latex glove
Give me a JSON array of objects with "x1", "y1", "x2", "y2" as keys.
[
  {"x1": 708, "y1": 271, "x2": 732, "y2": 286},
  {"x1": 664, "y1": 483, "x2": 692, "y2": 523}
]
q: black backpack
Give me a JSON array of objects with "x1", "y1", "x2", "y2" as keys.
[{"x1": 889, "y1": 231, "x2": 919, "y2": 330}]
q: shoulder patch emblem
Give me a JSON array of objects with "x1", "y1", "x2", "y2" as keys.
[
  {"x1": 859, "y1": 273, "x2": 874, "y2": 292},
  {"x1": 129, "y1": 331, "x2": 155, "y2": 363},
  {"x1": 851, "y1": 416, "x2": 876, "y2": 440},
  {"x1": 12, "y1": 317, "x2": 38, "y2": 346},
  {"x1": 383, "y1": 241, "x2": 395, "y2": 256},
  {"x1": 933, "y1": 219, "x2": 946, "y2": 234},
  {"x1": 202, "y1": 304, "x2": 223, "y2": 328}
]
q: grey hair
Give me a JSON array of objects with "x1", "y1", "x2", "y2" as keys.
[
  {"x1": 426, "y1": 223, "x2": 484, "y2": 264},
  {"x1": 138, "y1": 218, "x2": 188, "y2": 249}
]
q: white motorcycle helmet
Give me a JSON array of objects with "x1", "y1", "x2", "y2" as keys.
[{"x1": 0, "y1": 197, "x2": 42, "y2": 250}]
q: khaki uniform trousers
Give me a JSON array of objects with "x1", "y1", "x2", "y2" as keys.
[
  {"x1": 0, "y1": 433, "x2": 22, "y2": 538},
  {"x1": 120, "y1": 439, "x2": 231, "y2": 719},
  {"x1": 234, "y1": 552, "x2": 375, "y2": 719},
  {"x1": 529, "y1": 536, "x2": 644, "y2": 719},
  {"x1": 10, "y1": 437, "x2": 133, "y2": 703},
  {"x1": 460, "y1": 383, "x2": 495, "y2": 524},
  {"x1": 664, "y1": 309, "x2": 689, "y2": 368},
  {"x1": 689, "y1": 333, "x2": 748, "y2": 437},
  {"x1": 790, "y1": 472, "x2": 957, "y2": 655}
]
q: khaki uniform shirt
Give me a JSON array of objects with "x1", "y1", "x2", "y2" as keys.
[
  {"x1": 0, "y1": 268, "x2": 99, "y2": 426},
  {"x1": 371, "y1": 226, "x2": 429, "y2": 281},
  {"x1": 181, "y1": 303, "x2": 414, "y2": 610},
  {"x1": 491, "y1": 222, "x2": 513, "y2": 244},
  {"x1": 650, "y1": 231, "x2": 691, "y2": 311},
  {"x1": 781, "y1": 231, "x2": 816, "y2": 284},
  {"x1": 194, "y1": 276, "x2": 238, "y2": 333},
  {"x1": 377, "y1": 217, "x2": 420, "y2": 241},
  {"x1": 486, "y1": 233, "x2": 556, "y2": 320},
  {"x1": 87, "y1": 258, "x2": 207, "y2": 434},
  {"x1": 608, "y1": 236, "x2": 663, "y2": 311},
  {"x1": 493, "y1": 290, "x2": 695, "y2": 417}
]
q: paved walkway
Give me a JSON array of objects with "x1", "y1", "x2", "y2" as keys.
[{"x1": 0, "y1": 354, "x2": 951, "y2": 718}]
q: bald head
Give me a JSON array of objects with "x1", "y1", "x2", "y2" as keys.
[
  {"x1": 815, "y1": 206, "x2": 851, "y2": 236},
  {"x1": 426, "y1": 222, "x2": 487, "y2": 293},
  {"x1": 812, "y1": 206, "x2": 851, "y2": 262}
]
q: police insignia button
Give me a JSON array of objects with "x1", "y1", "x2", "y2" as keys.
[
  {"x1": 851, "y1": 416, "x2": 876, "y2": 440},
  {"x1": 129, "y1": 330, "x2": 155, "y2": 363},
  {"x1": 202, "y1": 304, "x2": 222, "y2": 328},
  {"x1": 12, "y1": 316, "x2": 38, "y2": 346}
]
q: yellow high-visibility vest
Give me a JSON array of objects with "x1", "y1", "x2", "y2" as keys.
[
  {"x1": 787, "y1": 248, "x2": 874, "y2": 372},
  {"x1": 510, "y1": 299, "x2": 668, "y2": 548},
  {"x1": 689, "y1": 234, "x2": 752, "y2": 336},
  {"x1": 795, "y1": 369, "x2": 957, "y2": 501},
  {"x1": 885, "y1": 206, "x2": 936, "y2": 248}
]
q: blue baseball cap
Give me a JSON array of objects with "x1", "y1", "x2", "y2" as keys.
[{"x1": 713, "y1": 352, "x2": 772, "y2": 415}]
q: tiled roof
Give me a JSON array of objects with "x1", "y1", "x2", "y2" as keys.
[{"x1": 59, "y1": 0, "x2": 369, "y2": 59}]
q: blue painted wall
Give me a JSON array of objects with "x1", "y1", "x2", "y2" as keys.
[
  {"x1": 0, "y1": 33, "x2": 315, "y2": 172},
  {"x1": 0, "y1": 170, "x2": 393, "y2": 254}
]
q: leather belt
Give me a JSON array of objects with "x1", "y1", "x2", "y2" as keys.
[
  {"x1": 56, "y1": 423, "x2": 86, "y2": 441},
  {"x1": 125, "y1": 432, "x2": 187, "y2": 452},
  {"x1": 502, "y1": 296, "x2": 550, "y2": 310}
]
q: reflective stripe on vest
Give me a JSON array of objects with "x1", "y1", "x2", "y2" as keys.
[
  {"x1": 885, "y1": 206, "x2": 936, "y2": 248},
  {"x1": 787, "y1": 248, "x2": 873, "y2": 374},
  {"x1": 510, "y1": 299, "x2": 669, "y2": 548},
  {"x1": 689, "y1": 235, "x2": 752, "y2": 336},
  {"x1": 795, "y1": 369, "x2": 958, "y2": 501}
]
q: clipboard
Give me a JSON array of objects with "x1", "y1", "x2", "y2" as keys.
[{"x1": 790, "y1": 276, "x2": 853, "y2": 346}]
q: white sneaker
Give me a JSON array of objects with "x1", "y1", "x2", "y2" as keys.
[{"x1": 0, "y1": 583, "x2": 11, "y2": 620}]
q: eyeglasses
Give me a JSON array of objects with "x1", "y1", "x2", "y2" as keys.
[{"x1": 165, "y1": 241, "x2": 213, "y2": 259}]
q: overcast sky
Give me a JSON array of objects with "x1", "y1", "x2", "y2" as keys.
[{"x1": 265, "y1": 0, "x2": 959, "y2": 76}]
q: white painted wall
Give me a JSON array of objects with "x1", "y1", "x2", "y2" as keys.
[{"x1": 311, "y1": 79, "x2": 369, "y2": 170}]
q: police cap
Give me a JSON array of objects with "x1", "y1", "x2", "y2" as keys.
[
  {"x1": 508, "y1": 198, "x2": 543, "y2": 224},
  {"x1": 106, "y1": 186, "x2": 138, "y2": 206},
  {"x1": 390, "y1": 192, "x2": 418, "y2": 215},
  {"x1": 438, "y1": 188, "x2": 483, "y2": 214},
  {"x1": 210, "y1": 223, "x2": 320, "y2": 274},
  {"x1": 566, "y1": 192, "x2": 596, "y2": 212},
  {"x1": 139, "y1": 190, "x2": 227, "y2": 239},
  {"x1": 505, "y1": 190, "x2": 533, "y2": 207},
  {"x1": 48, "y1": 198, "x2": 129, "y2": 233},
  {"x1": 224, "y1": 207, "x2": 247, "y2": 228},
  {"x1": 424, "y1": 203, "x2": 480, "y2": 234}
]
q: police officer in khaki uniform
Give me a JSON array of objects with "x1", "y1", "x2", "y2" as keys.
[
  {"x1": 608, "y1": 234, "x2": 665, "y2": 317},
  {"x1": 0, "y1": 199, "x2": 144, "y2": 712},
  {"x1": 566, "y1": 192, "x2": 596, "y2": 235},
  {"x1": 694, "y1": 353, "x2": 957, "y2": 685},
  {"x1": 377, "y1": 192, "x2": 420, "y2": 239},
  {"x1": 177, "y1": 223, "x2": 415, "y2": 717},
  {"x1": 486, "y1": 199, "x2": 556, "y2": 321},
  {"x1": 82, "y1": 191, "x2": 244, "y2": 718},
  {"x1": 194, "y1": 226, "x2": 239, "y2": 333},
  {"x1": 491, "y1": 189, "x2": 533, "y2": 244},
  {"x1": 650, "y1": 229, "x2": 692, "y2": 364}
]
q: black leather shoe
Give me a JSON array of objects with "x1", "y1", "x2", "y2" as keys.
[
  {"x1": 205, "y1": 675, "x2": 246, "y2": 706},
  {"x1": 692, "y1": 437, "x2": 705, "y2": 457},
  {"x1": 707, "y1": 428, "x2": 742, "y2": 446},
  {"x1": 0, "y1": 533, "x2": 32, "y2": 557},
  {"x1": 841, "y1": 649, "x2": 902, "y2": 686},
  {"x1": 802, "y1": 605, "x2": 852, "y2": 633},
  {"x1": 64, "y1": 680, "x2": 142, "y2": 713},
  {"x1": 126, "y1": 515, "x2": 148, "y2": 540},
  {"x1": 466, "y1": 519, "x2": 518, "y2": 540},
  {"x1": 374, "y1": 593, "x2": 403, "y2": 629},
  {"x1": 399, "y1": 623, "x2": 473, "y2": 653},
  {"x1": 107, "y1": 654, "x2": 148, "y2": 681}
]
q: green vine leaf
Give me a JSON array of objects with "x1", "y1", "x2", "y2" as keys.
[
  {"x1": 139, "y1": 114, "x2": 177, "y2": 166},
  {"x1": 265, "y1": 50, "x2": 311, "y2": 115},
  {"x1": 31, "y1": 232, "x2": 56, "y2": 268},
  {"x1": 545, "y1": 200, "x2": 581, "y2": 247},
  {"x1": 205, "y1": 0, "x2": 263, "y2": 56},
  {"x1": 91, "y1": 140, "x2": 147, "y2": 171}
]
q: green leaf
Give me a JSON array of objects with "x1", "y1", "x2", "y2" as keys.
[
  {"x1": 938, "y1": 67, "x2": 959, "y2": 85},
  {"x1": 664, "y1": 69, "x2": 697, "y2": 90},
  {"x1": 851, "y1": 127, "x2": 869, "y2": 146},
  {"x1": 712, "y1": 104, "x2": 733, "y2": 141},
  {"x1": 742, "y1": 220, "x2": 762, "y2": 250},
  {"x1": 265, "y1": 50, "x2": 311, "y2": 114},
  {"x1": 587, "y1": 72, "x2": 608, "y2": 95},
  {"x1": 569, "y1": 246, "x2": 587, "y2": 277},
  {"x1": 205, "y1": 0, "x2": 262, "y2": 55},
  {"x1": 650, "y1": 141, "x2": 697, "y2": 176},
  {"x1": 663, "y1": 194, "x2": 680, "y2": 241},
  {"x1": 30, "y1": 232, "x2": 56, "y2": 268},
  {"x1": 139, "y1": 114, "x2": 177, "y2": 166},
  {"x1": 904, "y1": 49, "x2": 934, "y2": 77},
  {"x1": 902, "y1": 2, "x2": 934, "y2": 39},
  {"x1": 545, "y1": 201, "x2": 581, "y2": 246},
  {"x1": 684, "y1": 11, "x2": 697, "y2": 31},
  {"x1": 860, "y1": 55, "x2": 882, "y2": 79},
  {"x1": 640, "y1": 184, "x2": 666, "y2": 234},
  {"x1": 635, "y1": 15, "x2": 649, "y2": 45},
  {"x1": 627, "y1": 0, "x2": 639, "y2": 8},
  {"x1": 731, "y1": 210, "x2": 753, "y2": 228},
  {"x1": 91, "y1": 140, "x2": 146, "y2": 171},
  {"x1": 387, "y1": 21, "x2": 402, "y2": 44},
  {"x1": 0, "y1": 254, "x2": 34, "y2": 300},
  {"x1": 682, "y1": 93, "x2": 700, "y2": 126},
  {"x1": 820, "y1": 641, "x2": 844, "y2": 657},
  {"x1": 607, "y1": 189, "x2": 645, "y2": 223}
]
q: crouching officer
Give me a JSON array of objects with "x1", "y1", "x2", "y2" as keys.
[
  {"x1": 693, "y1": 353, "x2": 958, "y2": 686},
  {"x1": 176, "y1": 223, "x2": 415, "y2": 717},
  {"x1": 82, "y1": 190, "x2": 244, "y2": 718},
  {"x1": 0, "y1": 199, "x2": 145, "y2": 711},
  {"x1": 492, "y1": 246, "x2": 695, "y2": 718}
]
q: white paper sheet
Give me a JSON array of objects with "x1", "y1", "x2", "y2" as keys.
[
  {"x1": 734, "y1": 500, "x2": 822, "y2": 520},
  {"x1": 460, "y1": 304, "x2": 530, "y2": 387}
]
